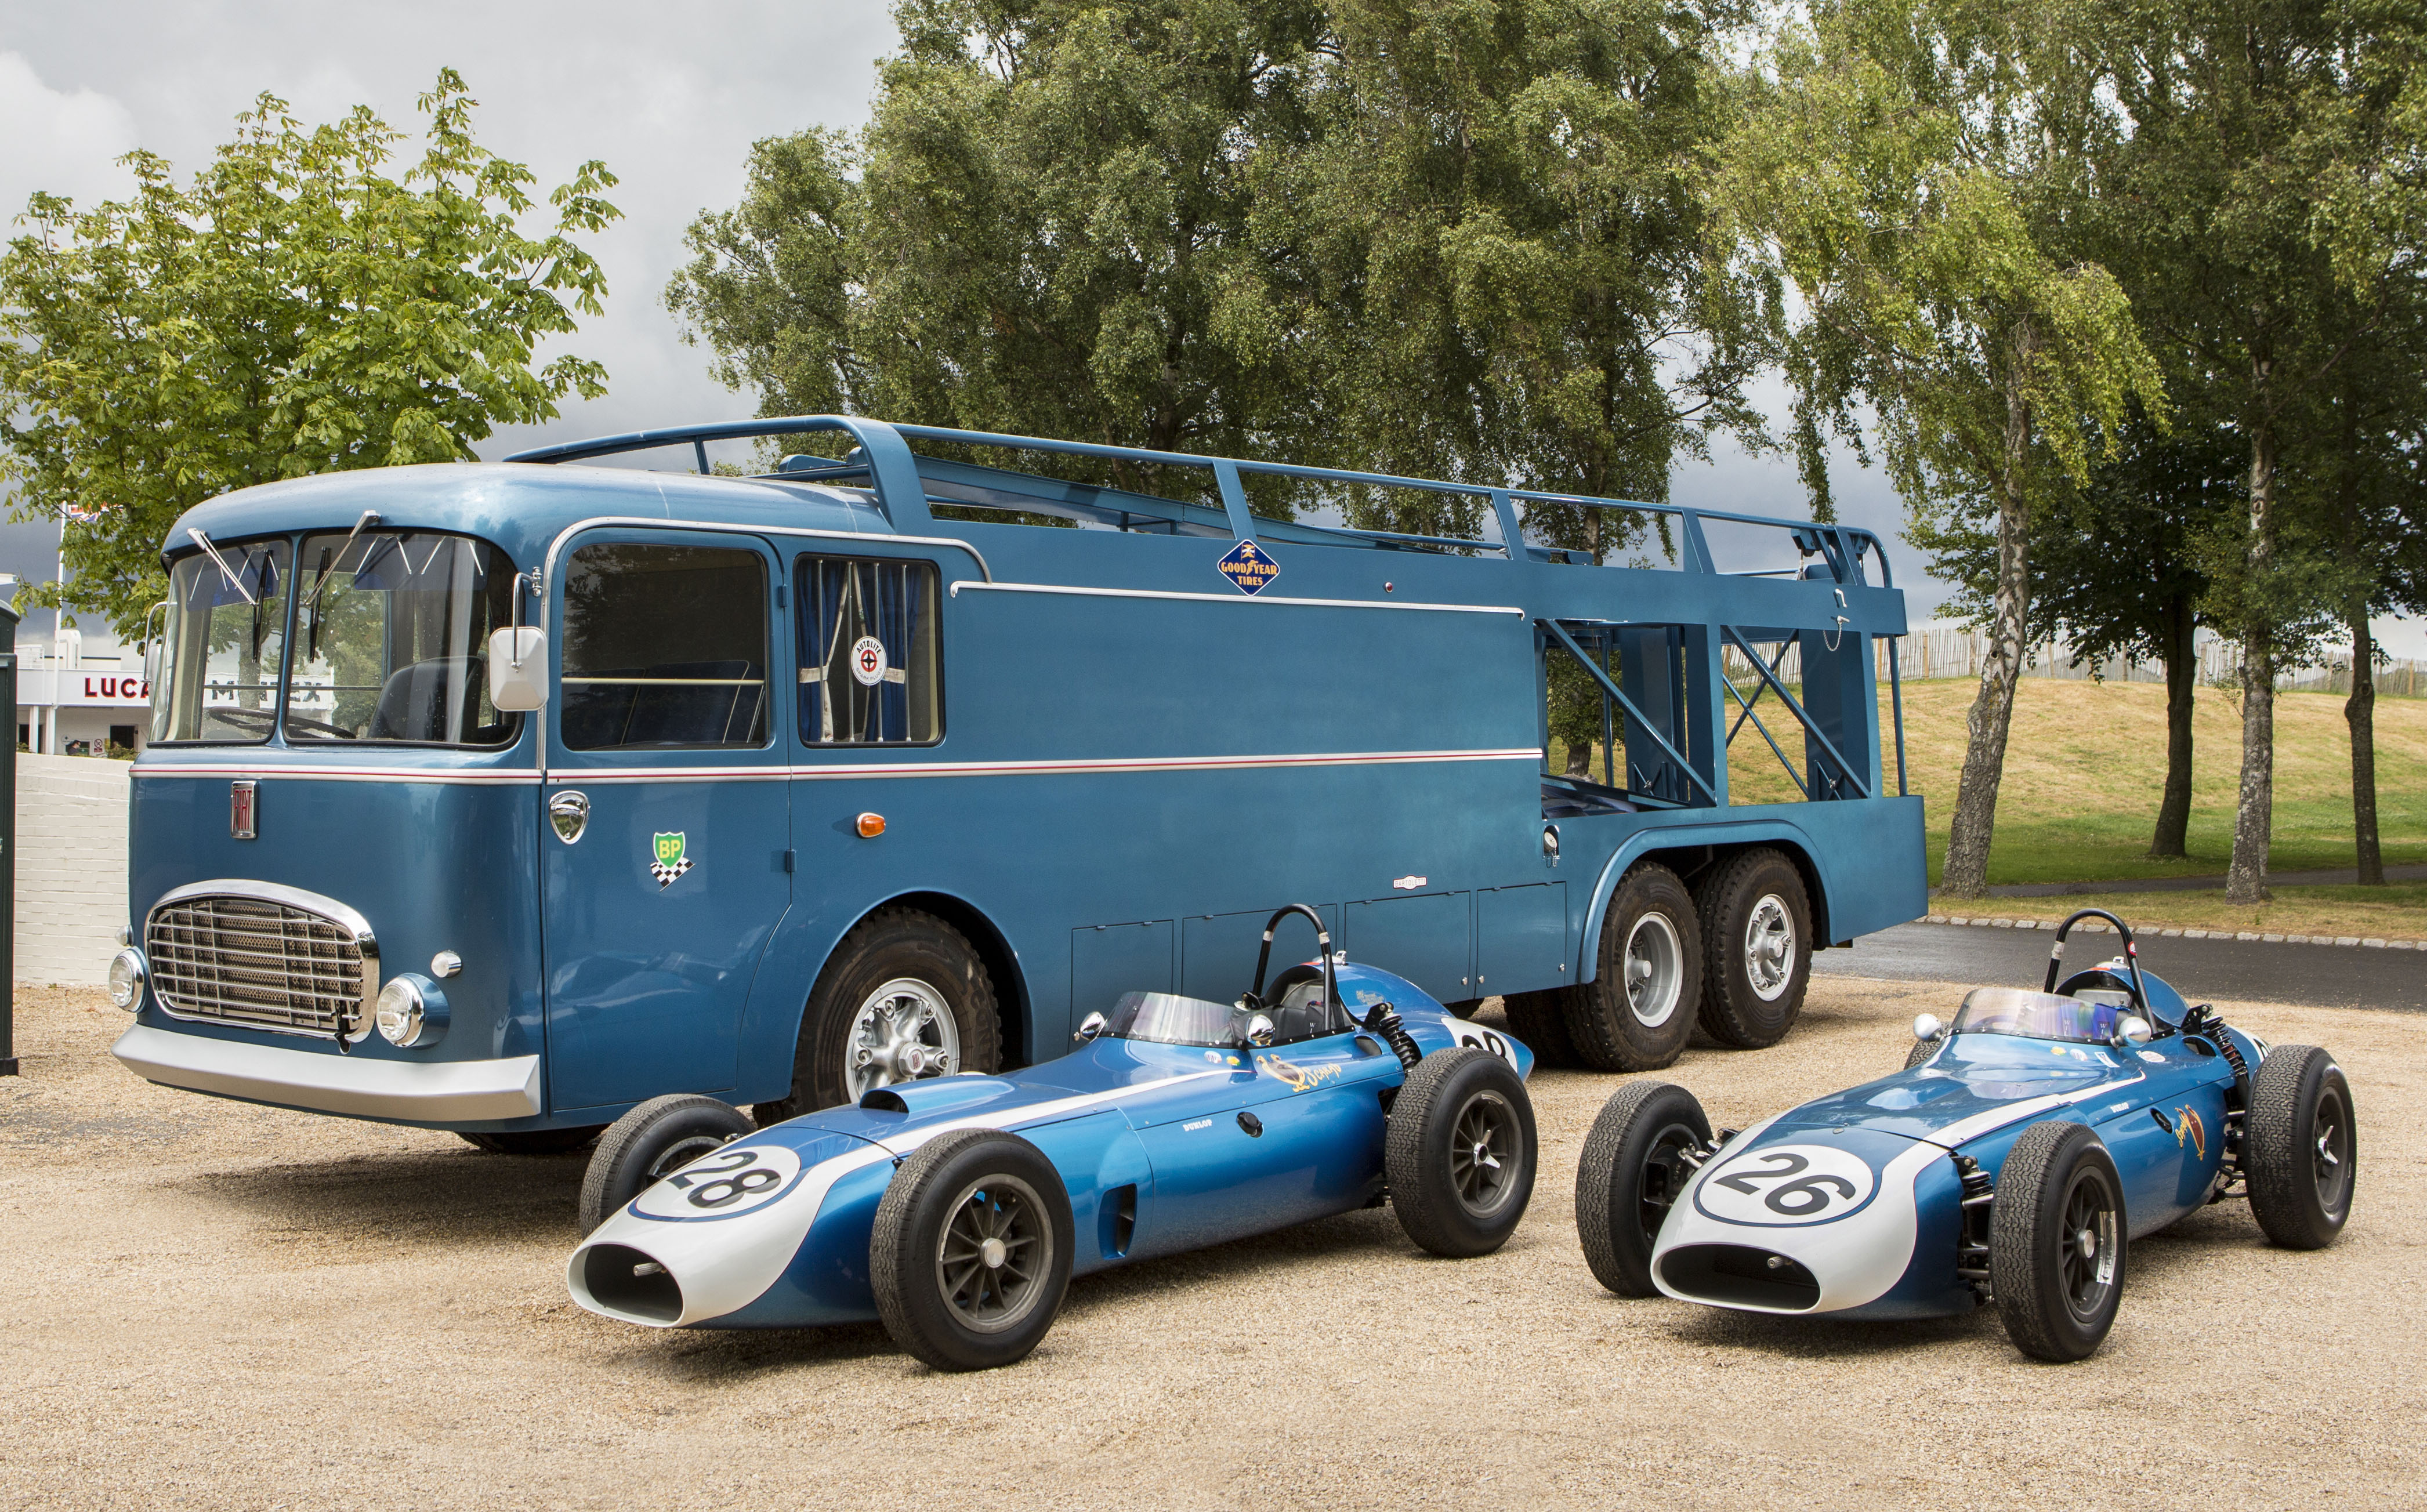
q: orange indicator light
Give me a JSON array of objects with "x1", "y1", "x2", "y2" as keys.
[{"x1": 856, "y1": 813, "x2": 886, "y2": 838}]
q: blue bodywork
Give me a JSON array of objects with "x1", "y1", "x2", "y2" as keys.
[
  {"x1": 1650, "y1": 964, "x2": 2263, "y2": 1320},
  {"x1": 567, "y1": 963, "x2": 1530, "y2": 1328},
  {"x1": 112, "y1": 415, "x2": 1924, "y2": 1135}
]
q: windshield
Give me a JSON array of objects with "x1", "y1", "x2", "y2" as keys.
[
  {"x1": 1953, "y1": 987, "x2": 2126, "y2": 1045},
  {"x1": 152, "y1": 540, "x2": 292, "y2": 744},
  {"x1": 287, "y1": 531, "x2": 518, "y2": 745},
  {"x1": 1102, "y1": 991, "x2": 1251, "y2": 1047}
]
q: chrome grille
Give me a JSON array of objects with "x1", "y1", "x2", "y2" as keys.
[{"x1": 146, "y1": 892, "x2": 371, "y2": 1037}]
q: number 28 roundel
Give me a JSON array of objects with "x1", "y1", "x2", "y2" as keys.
[{"x1": 1692, "y1": 1144, "x2": 1878, "y2": 1227}]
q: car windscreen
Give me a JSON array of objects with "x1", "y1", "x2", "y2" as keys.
[
  {"x1": 1102, "y1": 991, "x2": 1249, "y2": 1047},
  {"x1": 1951, "y1": 987, "x2": 2124, "y2": 1045},
  {"x1": 287, "y1": 531, "x2": 519, "y2": 745},
  {"x1": 151, "y1": 540, "x2": 291, "y2": 744}
]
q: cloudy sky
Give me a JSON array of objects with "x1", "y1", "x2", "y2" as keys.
[{"x1": 3, "y1": 3, "x2": 2416, "y2": 657}]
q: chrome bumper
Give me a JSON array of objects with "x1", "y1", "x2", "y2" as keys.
[{"x1": 111, "y1": 1022, "x2": 542, "y2": 1122}]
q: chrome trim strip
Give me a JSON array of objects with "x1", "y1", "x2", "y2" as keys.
[
  {"x1": 131, "y1": 764, "x2": 540, "y2": 785},
  {"x1": 111, "y1": 1024, "x2": 543, "y2": 1121},
  {"x1": 950, "y1": 581, "x2": 1524, "y2": 615},
  {"x1": 534, "y1": 748, "x2": 1545, "y2": 784}
]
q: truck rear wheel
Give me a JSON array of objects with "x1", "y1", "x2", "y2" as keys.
[
  {"x1": 756, "y1": 908, "x2": 1002, "y2": 1125},
  {"x1": 1561, "y1": 865, "x2": 1700, "y2": 1071},
  {"x1": 1694, "y1": 848, "x2": 1812, "y2": 1049}
]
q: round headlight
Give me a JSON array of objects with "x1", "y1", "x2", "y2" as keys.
[
  {"x1": 107, "y1": 948, "x2": 147, "y2": 1011},
  {"x1": 374, "y1": 974, "x2": 448, "y2": 1047}
]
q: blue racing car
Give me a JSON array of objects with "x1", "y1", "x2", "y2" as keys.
[
  {"x1": 567, "y1": 908, "x2": 1537, "y2": 1369},
  {"x1": 1575, "y1": 910, "x2": 2355, "y2": 1360}
]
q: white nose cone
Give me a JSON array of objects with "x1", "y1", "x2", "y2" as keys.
[{"x1": 1651, "y1": 1129, "x2": 1940, "y2": 1315}]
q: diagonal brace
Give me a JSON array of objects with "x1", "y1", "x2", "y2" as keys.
[
  {"x1": 1720, "y1": 626, "x2": 1872, "y2": 799},
  {"x1": 1540, "y1": 619, "x2": 1719, "y2": 805},
  {"x1": 1722, "y1": 674, "x2": 1810, "y2": 799}
]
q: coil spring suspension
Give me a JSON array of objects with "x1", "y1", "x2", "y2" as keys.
[
  {"x1": 1360, "y1": 1002, "x2": 1425, "y2": 1072},
  {"x1": 1953, "y1": 1153, "x2": 1995, "y2": 1300},
  {"x1": 2182, "y1": 1004, "x2": 2253, "y2": 1198}
]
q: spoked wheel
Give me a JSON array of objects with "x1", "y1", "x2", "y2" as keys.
[
  {"x1": 1991, "y1": 1121, "x2": 2127, "y2": 1362},
  {"x1": 1574, "y1": 1080, "x2": 1712, "y2": 1296},
  {"x1": 871, "y1": 1130, "x2": 1074, "y2": 1371},
  {"x1": 578, "y1": 1095, "x2": 754, "y2": 1233},
  {"x1": 1384, "y1": 1048, "x2": 1538, "y2": 1257},
  {"x1": 2246, "y1": 1045, "x2": 2357, "y2": 1250}
]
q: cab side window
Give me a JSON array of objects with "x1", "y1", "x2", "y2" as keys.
[
  {"x1": 798, "y1": 556, "x2": 940, "y2": 744},
  {"x1": 560, "y1": 543, "x2": 769, "y2": 750}
]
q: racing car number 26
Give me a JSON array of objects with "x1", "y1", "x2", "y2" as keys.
[{"x1": 1693, "y1": 1144, "x2": 1877, "y2": 1227}]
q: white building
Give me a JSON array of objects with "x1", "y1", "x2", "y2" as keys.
[{"x1": 9, "y1": 579, "x2": 150, "y2": 757}]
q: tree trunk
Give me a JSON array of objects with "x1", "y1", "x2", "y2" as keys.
[
  {"x1": 2225, "y1": 405, "x2": 2276, "y2": 905},
  {"x1": 2149, "y1": 590, "x2": 2195, "y2": 858},
  {"x1": 1941, "y1": 321, "x2": 2036, "y2": 899},
  {"x1": 2348, "y1": 612, "x2": 2382, "y2": 884}
]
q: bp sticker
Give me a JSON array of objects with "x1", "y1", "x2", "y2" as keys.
[
  {"x1": 1215, "y1": 541, "x2": 1279, "y2": 595},
  {"x1": 631, "y1": 1143, "x2": 804, "y2": 1221},
  {"x1": 649, "y1": 831, "x2": 695, "y2": 890},
  {"x1": 1693, "y1": 1143, "x2": 1878, "y2": 1227},
  {"x1": 849, "y1": 634, "x2": 888, "y2": 686}
]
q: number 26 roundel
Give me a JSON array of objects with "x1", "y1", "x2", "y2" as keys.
[{"x1": 1692, "y1": 1144, "x2": 1878, "y2": 1227}]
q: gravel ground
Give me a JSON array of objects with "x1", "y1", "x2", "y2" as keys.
[{"x1": 2, "y1": 978, "x2": 2420, "y2": 1512}]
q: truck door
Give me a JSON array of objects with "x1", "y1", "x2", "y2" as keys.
[{"x1": 540, "y1": 531, "x2": 792, "y2": 1113}]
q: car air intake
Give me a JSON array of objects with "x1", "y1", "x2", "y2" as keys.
[
  {"x1": 145, "y1": 886, "x2": 375, "y2": 1038},
  {"x1": 1658, "y1": 1244, "x2": 1823, "y2": 1311},
  {"x1": 581, "y1": 1244, "x2": 684, "y2": 1324}
]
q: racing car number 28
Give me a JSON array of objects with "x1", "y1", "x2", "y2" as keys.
[
  {"x1": 631, "y1": 1143, "x2": 806, "y2": 1222},
  {"x1": 1693, "y1": 1144, "x2": 1877, "y2": 1227}
]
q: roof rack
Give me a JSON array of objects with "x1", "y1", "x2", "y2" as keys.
[{"x1": 503, "y1": 415, "x2": 1890, "y2": 588}]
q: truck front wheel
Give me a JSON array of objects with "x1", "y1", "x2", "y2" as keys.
[{"x1": 755, "y1": 908, "x2": 1003, "y2": 1125}]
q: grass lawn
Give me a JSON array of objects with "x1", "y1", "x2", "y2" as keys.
[
  {"x1": 1930, "y1": 883, "x2": 2427, "y2": 942},
  {"x1": 1557, "y1": 677, "x2": 2427, "y2": 932}
]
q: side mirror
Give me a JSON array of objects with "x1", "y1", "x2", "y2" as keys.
[
  {"x1": 1913, "y1": 1013, "x2": 1947, "y2": 1045},
  {"x1": 487, "y1": 626, "x2": 549, "y2": 710},
  {"x1": 1073, "y1": 1011, "x2": 1107, "y2": 1043},
  {"x1": 1239, "y1": 1012, "x2": 1276, "y2": 1050},
  {"x1": 2113, "y1": 1014, "x2": 2152, "y2": 1048}
]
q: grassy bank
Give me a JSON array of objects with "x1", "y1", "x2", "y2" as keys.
[{"x1": 1930, "y1": 882, "x2": 2427, "y2": 941}]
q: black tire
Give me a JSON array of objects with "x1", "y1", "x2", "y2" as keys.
[
  {"x1": 2245, "y1": 1046, "x2": 2356, "y2": 1250},
  {"x1": 578, "y1": 1094, "x2": 754, "y2": 1234},
  {"x1": 457, "y1": 1125, "x2": 605, "y2": 1155},
  {"x1": 1904, "y1": 1037, "x2": 1938, "y2": 1071},
  {"x1": 1384, "y1": 1048, "x2": 1538, "y2": 1257},
  {"x1": 1562, "y1": 864, "x2": 1701, "y2": 1071},
  {"x1": 870, "y1": 1129, "x2": 1074, "y2": 1371},
  {"x1": 1501, "y1": 988, "x2": 1585, "y2": 1069},
  {"x1": 755, "y1": 908, "x2": 1003, "y2": 1126},
  {"x1": 1990, "y1": 1122, "x2": 2127, "y2": 1362},
  {"x1": 1694, "y1": 848, "x2": 1812, "y2": 1049},
  {"x1": 1574, "y1": 1080, "x2": 1712, "y2": 1296}
]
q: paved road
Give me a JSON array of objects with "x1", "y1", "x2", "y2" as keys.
[
  {"x1": 1982, "y1": 862, "x2": 2427, "y2": 897},
  {"x1": 1816, "y1": 920, "x2": 2427, "y2": 1011}
]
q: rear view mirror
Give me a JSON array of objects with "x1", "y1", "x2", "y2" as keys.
[
  {"x1": 2113, "y1": 1014, "x2": 2153, "y2": 1049},
  {"x1": 487, "y1": 626, "x2": 549, "y2": 710}
]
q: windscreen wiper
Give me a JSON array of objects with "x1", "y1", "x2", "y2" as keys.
[
  {"x1": 302, "y1": 509, "x2": 381, "y2": 610},
  {"x1": 186, "y1": 528, "x2": 257, "y2": 606}
]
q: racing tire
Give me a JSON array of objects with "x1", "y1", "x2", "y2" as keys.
[
  {"x1": 1501, "y1": 988, "x2": 1585, "y2": 1069},
  {"x1": 756, "y1": 908, "x2": 1003, "y2": 1125},
  {"x1": 1562, "y1": 865, "x2": 1701, "y2": 1072},
  {"x1": 870, "y1": 1129, "x2": 1074, "y2": 1372},
  {"x1": 1384, "y1": 1048, "x2": 1537, "y2": 1258},
  {"x1": 1990, "y1": 1121, "x2": 2127, "y2": 1362},
  {"x1": 457, "y1": 1126, "x2": 605, "y2": 1156},
  {"x1": 1694, "y1": 849, "x2": 1812, "y2": 1050},
  {"x1": 1574, "y1": 1080, "x2": 1712, "y2": 1297},
  {"x1": 578, "y1": 1095, "x2": 754, "y2": 1234},
  {"x1": 2244, "y1": 1046, "x2": 2356, "y2": 1250}
]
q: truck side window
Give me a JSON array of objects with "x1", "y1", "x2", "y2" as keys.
[
  {"x1": 560, "y1": 543, "x2": 769, "y2": 750},
  {"x1": 798, "y1": 557, "x2": 940, "y2": 744}
]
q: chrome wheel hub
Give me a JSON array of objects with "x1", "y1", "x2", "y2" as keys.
[
  {"x1": 1623, "y1": 913, "x2": 1684, "y2": 1028},
  {"x1": 846, "y1": 978, "x2": 961, "y2": 1100},
  {"x1": 1744, "y1": 894, "x2": 1796, "y2": 1002}
]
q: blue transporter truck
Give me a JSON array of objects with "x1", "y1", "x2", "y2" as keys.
[{"x1": 107, "y1": 416, "x2": 1925, "y2": 1208}]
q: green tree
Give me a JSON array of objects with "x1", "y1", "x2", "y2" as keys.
[
  {"x1": 2096, "y1": 0, "x2": 2424, "y2": 902},
  {"x1": 0, "y1": 71, "x2": 620, "y2": 639},
  {"x1": 1724, "y1": 0, "x2": 2166, "y2": 898}
]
